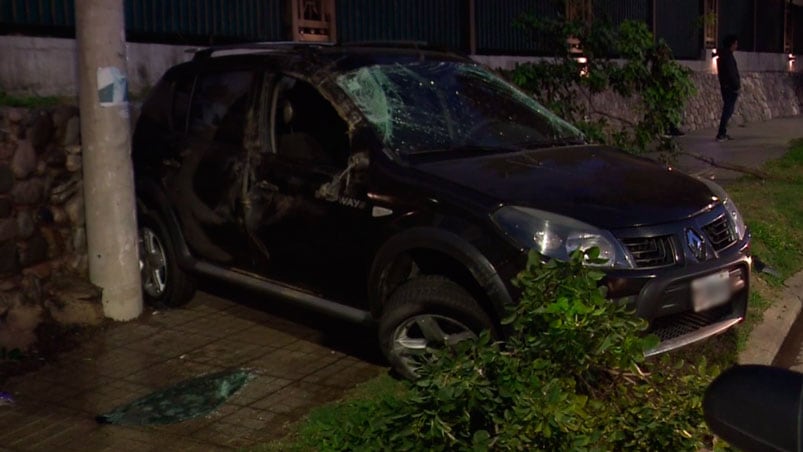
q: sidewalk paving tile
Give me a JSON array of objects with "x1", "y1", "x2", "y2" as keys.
[
  {"x1": 228, "y1": 327, "x2": 302, "y2": 348},
  {"x1": 247, "y1": 348, "x2": 341, "y2": 380},
  {"x1": 182, "y1": 339, "x2": 271, "y2": 368},
  {"x1": 249, "y1": 380, "x2": 343, "y2": 416},
  {"x1": 226, "y1": 374, "x2": 294, "y2": 407},
  {"x1": 124, "y1": 330, "x2": 219, "y2": 359}
]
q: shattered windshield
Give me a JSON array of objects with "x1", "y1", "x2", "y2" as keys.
[{"x1": 335, "y1": 61, "x2": 583, "y2": 156}]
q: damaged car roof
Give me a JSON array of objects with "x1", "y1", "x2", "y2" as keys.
[{"x1": 173, "y1": 44, "x2": 472, "y2": 77}]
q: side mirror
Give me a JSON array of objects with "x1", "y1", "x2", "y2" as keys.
[{"x1": 704, "y1": 365, "x2": 803, "y2": 452}]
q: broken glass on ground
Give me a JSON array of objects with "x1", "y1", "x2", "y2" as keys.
[
  {"x1": 0, "y1": 392, "x2": 15, "y2": 406},
  {"x1": 96, "y1": 369, "x2": 254, "y2": 426}
]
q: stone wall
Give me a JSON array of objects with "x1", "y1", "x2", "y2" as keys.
[
  {"x1": 582, "y1": 72, "x2": 803, "y2": 134},
  {"x1": 683, "y1": 72, "x2": 803, "y2": 131},
  {"x1": 0, "y1": 106, "x2": 102, "y2": 351}
]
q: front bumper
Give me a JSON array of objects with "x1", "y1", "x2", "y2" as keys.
[{"x1": 606, "y1": 234, "x2": 751, "y2": 356}]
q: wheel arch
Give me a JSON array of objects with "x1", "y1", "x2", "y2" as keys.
[
  {"x1": 368, "y1": 227, "x2": 513, "y2": 322},
  {"x1": 135, "y1": 179, "x2": 192, "y2": 266}
]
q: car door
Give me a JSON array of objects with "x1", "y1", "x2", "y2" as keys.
[
  {"x1": 245, "y1": 74, "x2": 373, "y2": 304},
  {"x1": 167, "y1": 68, "x2": 261, "y2": 267}
]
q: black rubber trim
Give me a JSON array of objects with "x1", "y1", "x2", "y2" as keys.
[
  {"x1": 368, "y1": 227, "x2": 513, "y2": 319},
  {"x1": 191, "y1": 262, "x2": 374, "y2": 326}
]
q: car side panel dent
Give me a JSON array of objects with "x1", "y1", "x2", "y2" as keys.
[{"x1": 368, "y1": 226, "x2": 512, "y2": 319}]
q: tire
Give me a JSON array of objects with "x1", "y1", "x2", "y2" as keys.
[
  {"x1": 378, "y1": 275, "x2": 494, "y2": 380},
  {"x1": 138, "y1": 209, "x2": 196, "y2": 308}
]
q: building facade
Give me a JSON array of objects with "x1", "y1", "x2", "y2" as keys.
[{"x1": 1, "y1": 0, "x2": 801, "y2": 59}]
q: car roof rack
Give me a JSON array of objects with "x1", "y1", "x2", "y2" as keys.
[
  {"x1": 340, "y1": 40, "x2": 431, "y2": 49},
  {"x1": 188, "y1": 41, "x2": 334, "y2": 61}
]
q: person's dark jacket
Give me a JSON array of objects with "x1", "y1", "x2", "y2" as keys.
[{"x1": 717, "y1": 49, "x2": 740, "y2": 92}]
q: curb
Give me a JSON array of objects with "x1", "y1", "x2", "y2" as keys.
[{"x1": 738, "y1": 271, "x2": 803, "y2": 366}]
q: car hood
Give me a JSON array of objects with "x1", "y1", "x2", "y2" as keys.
[{"x1": 414, "y1": 145, "x2": 716, "y2": 229}]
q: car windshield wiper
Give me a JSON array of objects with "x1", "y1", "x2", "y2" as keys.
[
  {"x1": 408, "y1": 144, "x2": 522, "y2": 156},
  {"x1": 517, "y1": 137, "x2": 586, "y2": 149}
]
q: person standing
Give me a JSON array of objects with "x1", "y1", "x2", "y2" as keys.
[{"x1": 716, "y1": 35, "x2": 740, "y2": 141}]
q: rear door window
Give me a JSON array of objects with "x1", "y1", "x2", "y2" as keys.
[
  {"x1": 172, "y1": 75, "x2": 195, "y2": 133},
  {"x1": 271, "y1": 76, "x2": 350, "y2": 169},
  {"x1": 189, "y1": 71, "x2": 256, "y2": 145}
]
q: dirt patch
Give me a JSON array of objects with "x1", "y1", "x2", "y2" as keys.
[
  {"x1": 1, "y1": 274, "x2": 104, "y2": 380},
  {"x1": 0, "y1": 320, "x2": 106, "y2": 385}
]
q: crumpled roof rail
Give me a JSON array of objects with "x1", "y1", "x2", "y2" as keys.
[
  {"x1": 341, "y1": 40, "x2": 430, "y2": 49},
  {"x1": 188, "y1": 41, "x2": 334, "y2": 61}
]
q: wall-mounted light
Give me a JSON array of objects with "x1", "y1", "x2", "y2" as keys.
[
  {"x1": 573, "y1": 55, "x2": 589, "y2": 77},
  {"x1": 710, "y1": 48, "x2": 718, "y2": 74},
  {"x1": 579, "y1": 66, "x2": 589, "y2": 78},
  {"x1": 789, "y1": 53, "x2": 797, "y2": 62}
]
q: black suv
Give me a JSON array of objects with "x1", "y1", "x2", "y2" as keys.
[{"x1": 133, "y1": 43, "x2": 750, "y2": 378}]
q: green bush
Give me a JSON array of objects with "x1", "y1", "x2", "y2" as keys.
[
  {"x1": 509, "y1": 16, "x2": 695, "y2": 155},
  {"x1": 295, "y1": 249, "x2": 718, "y2": 451}
]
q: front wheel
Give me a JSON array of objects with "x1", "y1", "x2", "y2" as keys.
[
  {"x1": 378, "y1": 275, "x2": 494, "y2": 380},
  {"x1": 138, "y1": 209, "x2": 195, "y2": 308}
]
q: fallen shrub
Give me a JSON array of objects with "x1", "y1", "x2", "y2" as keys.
[{"x1": 297, "y1": 249, "x2": 718, "y2": 451}]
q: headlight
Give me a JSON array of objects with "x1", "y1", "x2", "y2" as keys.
[
  {"x1": 700, "y1": 179, "x2": 747, "y2": 241},
  {"x1": 491, "y1": 206, "x2": 632, "y2": 268},
  {"x1": 723, "y1": 198, "x2": 746, "y2": 240}
]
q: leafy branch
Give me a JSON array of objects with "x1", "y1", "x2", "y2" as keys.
[
  {"x1": 296, "y1": 249, "x2": 720, "y2": 451},
  {"x1": 509, "y1": 14, "x2": 696, "y2": 156}
]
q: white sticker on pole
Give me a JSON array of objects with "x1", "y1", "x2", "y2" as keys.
[{"x1": 97, "y1": 67, "x2": 128, "y2": 107}]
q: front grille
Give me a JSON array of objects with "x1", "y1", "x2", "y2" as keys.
[
  {"x1": 650, "y1": 304, "x2": 731, "y2": 342},
  {"x1": 621, "y1": 236, "x2": 675, "y2": 268},
  {"x1": 703, "y1": 215, "x2": 736, "y2": 252}
]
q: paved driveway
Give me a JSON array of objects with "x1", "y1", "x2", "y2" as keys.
[{"x1": 0, "y1": 287, "x2": 383, "y2": 450}]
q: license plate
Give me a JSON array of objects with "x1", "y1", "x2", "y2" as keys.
[{"x1": 691, "y1": 270, "x2": 731, "y2": 312}]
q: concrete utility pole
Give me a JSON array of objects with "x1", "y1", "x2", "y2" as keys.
[{"x1": 75, "y1": 0, "x2": 143, "y2": 320}]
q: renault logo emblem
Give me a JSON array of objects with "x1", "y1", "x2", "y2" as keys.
[{"x1": 686, "y1": 229, "x2": 706, "y2": 260}]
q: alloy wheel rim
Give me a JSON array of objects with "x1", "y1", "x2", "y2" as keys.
[
  {"x1": 392, "y1": 314, "x2": 476, "y2": 377},
  {"x1": 139, "y1": 227, "x2": 167, "y2": 298}
]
